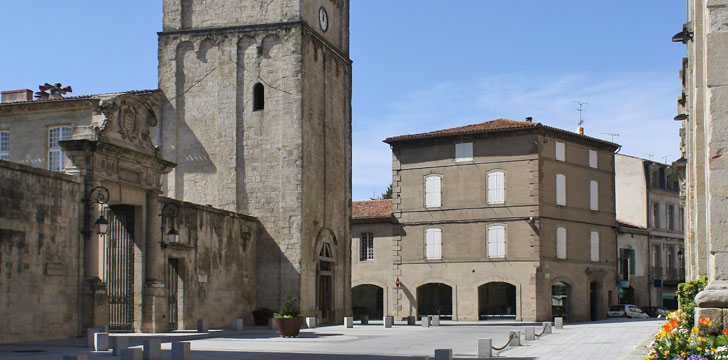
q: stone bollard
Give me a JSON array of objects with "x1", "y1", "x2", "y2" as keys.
[
  {"x1": 172, "y1": 342, "x2": 191, "y2": 360},
  {"x1": 94, "y1": 332, "x2": 109, "y2": 351},
  {"x1": 478, "y1": 338, "x2": 493, "y2": 358},
  {"x1": 554, "y1": 317, "x2": 563, "y2": 329},
  {"x1": 121, "y1": 348, "x2": 142, "y2": 360},
  {"x1": 421, "y1": 316, "x2": 430, "y2": 328},
  {"x1": 360, "y1": 315, "x2": 369, "y2": 325},
  {"x1": 96, "y1": 325, "x2": 109, "y2": 333},
  {"x1": 143, "y1": 339, "x2": 161, "y2": 360},
  {"x1": 344, "y1": 316, "x2": 354, "y2": 328},
  {"x1": 197, "y1": 319, "x2": 208, "y2": 332},
  {"x1": 524, "y1": 326, "x2": 535, "y2": 341},
  {"x1": 113, "y1": 336, "x2": 129, "y2": 356},
  {"x1": 232, "y1": 318, "x2": 244, "y2": 331},
  {"x1": 63, "y1": 356, "x2": 88, "y2": 360},
  {"x1": 407, "y1": 316, "x2": 416, "y2": 325},
  {"x1": 269, "y1": 318, "x2": 277, "y2": 330},
  {"x1": 542, "y1": 322, "x2": 552, "y2": 334},
  {"x1": 508, "y1": 330, "x2": 521, "y2": 346},
  {"x1": 434, "y1": 348, "x2": 453, "y2": 360},
  {"x1": 306, "y1": 316, "x2": 317, "y2": 329},
  {"x1": 87, "y1": 327, "x2": 101, "y2": 348},
  {"x1": 384, "y1": 316, "x2": 393, "y2": 328},
  {"x1": 431, "y1": 315, "x2": 440, "y2": 326}
]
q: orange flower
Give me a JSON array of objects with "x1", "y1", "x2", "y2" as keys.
[
  {"x1": 723, "y1": 328, "x2": 728, "y2": 337},
  {"x1": 699, "y1": 317, "x2": 713, "y2": 326}
]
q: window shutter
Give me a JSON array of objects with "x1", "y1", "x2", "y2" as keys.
[
  {"x1": 555, "y1": 142, "x2": 565, "y2": 161},
  {"x1": 589, "y1": 150, "x2": 598, "y2": 168},
  {"x1": 590, "y1": 231, "x2": 600, "y2": 262},
  {"x1": 426, "y1": 228, "x2": 441, "y2": 260},
  {"x1": 426, "y1": 176, "x2": 441, "y2": 207},
  {"x1": 488, "y1": 226, "x2": 505, "y2": 258},
  {"x1": 488, "y1": 172, "x2": 505, "y2": 204},
  {"x1": 556, "y1": 227, "x2": 567, "y2": 259},
  {"x1": 455, "y1": 142, "x2": 473, "y2": 162},
  {"x1": 590, "y1": 180, "x2": 599, "y2": 211},
  {"x1": 556, "y1": 174, "x2": 566, "y2": 206}
]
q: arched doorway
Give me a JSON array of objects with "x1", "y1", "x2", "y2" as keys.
[
  {"x1": 551, "y1": 281, "x2": 571, "y2": 320},
  {"x1": 315, "y1": 229, "x2": 337, "y2": 323},
  {"x1": 416, "y1": 283, "x2": 452, "y2": 319},
  {"x1": 351, "y1": 284, "x2": 384, "y2": 320},
  {"x1": 478, "y1": 282, "x2": 516, "y2": 319},
  {"x1": 619, "y1": 286, "x2": 635, "y2": 305}
]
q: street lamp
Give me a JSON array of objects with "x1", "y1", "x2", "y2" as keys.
[
  {"x1": 87, "y1": 186, "x2": 109, "y2": 235},
  {"x1": 160, "y1": 203, "x2": 180, "y2": 249},
  {"x1": 674, "y1": 113, "x2": 689, "y2": 121},
  {"x1": 677, "y1": 249, "x2": 684, "y2": 262}
]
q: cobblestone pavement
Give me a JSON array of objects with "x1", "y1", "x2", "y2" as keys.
[{"x1": 0, "y1": 318, "x2": 660, "y2": 359}]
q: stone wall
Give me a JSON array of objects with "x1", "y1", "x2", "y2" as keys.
[{"x1": 0, "y1": 160, "x2": 82, "y2": 343}]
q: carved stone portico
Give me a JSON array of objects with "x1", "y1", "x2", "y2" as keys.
[{"x1": 61, "y1": 93, "x2": 176, "y2": 332}]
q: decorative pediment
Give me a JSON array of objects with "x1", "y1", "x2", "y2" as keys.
[{"x1": 98, "y1": 94, "x2": 158, "y2": 156}]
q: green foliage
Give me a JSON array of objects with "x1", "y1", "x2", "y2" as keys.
[
  {"x1": 274, "y1": 293, "x2": 301, "y2": 318},
  {"x1": 677, "y1": 275, "x2": 708, "y2": 326},
  {"x1": 645, "y1": 309, "x2": 728, "y2": 359},
  {"x1": 371, "y1": 184, "x2": 392, "y2": 200}
]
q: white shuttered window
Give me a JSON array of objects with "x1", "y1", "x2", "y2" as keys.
[
  {"x1": 556, "y1": 174, "x2": 566, "y2": 206},
  {"x1": 455, "y1": 142, "x2": 473, "y2": 162},
  {"x1": 48, "y1": 126, "x2": 72, "y2": 171},
  {"x1": 556, "y1": 226, "x2": 567, "y2": 259},
  {"x1": 590, "y1": 231, "x2": 600, "y2": 262},
  {"x1": 487, "y1": 225, "x2": 505, "y2": 258},
  {"x1": 590, "y1": 180, "x2": 599, "y2": 211},
  {"x1": 555, "y1": 141, "x2": 565, "y2": 161},
  {"x1": 589, "y1": 150, "x2": 598, "y2": 168},
  {"x1": 0, "y1": 131, "x2": 8, "y2": 160},
  {"x1": 425, "y1": 228, "x2": 442, "y2": 260},
  {"x1": 425, "y1": 176, "x2": 441, "y2": 208},
  {"x1": 487, "y1": 171, "x2": 505, "y2": 204}
]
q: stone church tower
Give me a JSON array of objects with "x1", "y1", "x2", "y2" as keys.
[{"x1": 157, "y1": 0, "x2": 352, "y2": 322}]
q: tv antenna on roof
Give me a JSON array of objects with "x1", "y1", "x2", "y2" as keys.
[
  {"x1": 661, "y1": 155, "x2": 672, "y2": 163},
  {"x1": 601, "y1": 132, "x2": 620, "y2": 142},
  {"x1": 573, "y1": 101, "x2": 588, "y2": 127},
  {"x1": 646, "y1": 154, "x2": 655, "y2": 160}
]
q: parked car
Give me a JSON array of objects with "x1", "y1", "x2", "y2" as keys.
[
  {"x1": 608, "y1": 304, "x2": 649, "y2": 318},
  {"x1": 640, "y1": 306, "x2": 671, "y2": 318}
]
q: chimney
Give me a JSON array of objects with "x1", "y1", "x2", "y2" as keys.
[
  {"x1": 525, "y1": 116, "x2": 533, "y2": 123},
  {"x1": 578, "y1": 126, "x2": 584, "y2": 135},
  {"x1": 1, "y1": 89, "x2": 33, "y2": 103}
]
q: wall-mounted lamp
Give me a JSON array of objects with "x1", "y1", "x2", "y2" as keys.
[
  {"x1": 672, "y1": 30, "x2": 693, "y2": 44},
  {"x1": 87, "y1": 186, "x2": 109, "y2": 235},
  {"x1": 160, "y1": 203, "x2": 180, "y2": 249},
  {"x1": 674, "y1": 113, "x2": 689, "y2": 121},
  {"x1": 677, "y1": 249, "x2": 684, "y2": 262}
]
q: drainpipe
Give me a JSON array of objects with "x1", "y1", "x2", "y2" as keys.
[{"x1": 647, "y1": 232, "x2": 652, "y2": 309}]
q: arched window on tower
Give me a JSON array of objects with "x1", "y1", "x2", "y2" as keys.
[{"x1": 253, "y1": 83, "x2": 264, "y2": 111}]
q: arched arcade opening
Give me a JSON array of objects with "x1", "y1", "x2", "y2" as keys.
[
  {"x1": 351, "y1": 284, "x2": 384, "y2": 320},
  {"x1": 478, "y1": 282, "x2": 516, "y2": 319},
  {"x1": 416, "y1": 283, "x2": 452, "y2": 319}
]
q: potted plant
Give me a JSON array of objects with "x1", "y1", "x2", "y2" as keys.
[
  {"x1": 274, "y1": 294, "x2": 303, "y2": 337},
  {"x1": 252, "y1": 307, "x2": 274, "y2": 326}
]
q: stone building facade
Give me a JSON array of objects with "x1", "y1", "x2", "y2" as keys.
[
  {"x1": 352, "y1": 119, "x2": 619, "y2": 322},
  {"x1": 158, "y1": 0, "x2": 352, "y2": 322},
  {"x1": 674, "y1": 0, "x2": 728, "y2": 331},
  {"x1": 615, "y1": 154, "x2": 684, "y2": 310}
]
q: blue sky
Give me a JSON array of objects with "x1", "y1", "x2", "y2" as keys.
[{"x1": 0, "y1": 1, "x2": 686, "y2": 201}]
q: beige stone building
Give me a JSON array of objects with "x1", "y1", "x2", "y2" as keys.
[
  {"x1": 615, "y1": 154, "x2": 684, "y2": 310},
  {"x1": 352, "y1": 119, "x2": 619, "y2": 322},
  {"x1": 0, "y1": 0, "x2": 352, "y2": 342},
  {"x1": 674, "y1": 0, "x2": 728, "y2": 330}
]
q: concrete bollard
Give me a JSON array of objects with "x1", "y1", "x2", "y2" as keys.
[
  {"x1": 63, "y1": 356, "x2": 88, "y2": 360},
  {"x1": 525, "y1": 326, "x2": 535, "y2": 341},
  {"x1": 121, "y1": 348, "x2": 142, "y2": 360},
  {"x1": 113, "y1": 336, "x2": 130, "y2": 356},
  {"x1": 360, "y1": 315, "x2": 369, "y2": 325},
  {"x1": 172, "y1": 342, "x2": 191, "y2": 360},
  {"x1": 344, "y1": 316, "x2": 354, "y2": 328},
  {"x1": 434, "y1": 348, "x2": 453, "y2": 360},
  {"x1": 96, "y1": 325, "x2": 109, "y2": 333},
  {"x1": 554, "y1": 317, "x2": 563, "y2": 329},
  {"x1": 143, "y1": 339, "x2": 161, "y2": 360},
  {"x1": 508, "y1": 330, "x2": 521, "y2": 346},
  {"x1": 542, "y1": 322, "x2": 552, "y2": 334},
  {"x1": 197, "y1": 319, "x2": 208, "y2": 332},
  {"x1": 431, "y1": 315, "x2": 440, "y2": 326},
  {"x1": 232, "y1": 318, "x2": 244, "y2": 331},
  {"x1": 478, "y1": 338, "x2": 493, "y2": 358},
  {"x1": 306, "y1": 316, "x2": 317, "y2": 329},
  {"x1": 94, "y1": 332, "x2": 109, "y2": 351},
  {"x1": 87, "y1": 327, "x2": 101, "y2": 348},
  {"x1": 407, "y1": 316, "x2": 416, "y2": 325},
  {"x1": 421, "y1": 316, "x2": 430, "y2": 328},
  {"x1": 384, "y1": 316, "x2": 393, "y2": 328},
  {"x1": 269, "y1": 318, "x2": 277, "y2": 330}
]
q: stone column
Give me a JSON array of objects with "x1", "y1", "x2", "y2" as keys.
[
  {"x1": 82, "y1": 185, "x2": 109, "y2": 329},
  {"x1": 142, "y1": 194, "x2": 166, "y2": 332}
]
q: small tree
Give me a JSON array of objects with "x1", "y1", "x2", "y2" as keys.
[
  {"x1": 275, "y1": 293, "x2": 301, "y2": 318},
  {"x1": 676, "y1": 275, "x2": 708, "y2": 326},
  {"x1": 371, "y1": 184, "x2": 392, "y2": 200}
]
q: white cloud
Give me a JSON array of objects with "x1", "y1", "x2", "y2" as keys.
[{"x1": 352, "y1": 72, "x2": 682, "y2": 200}]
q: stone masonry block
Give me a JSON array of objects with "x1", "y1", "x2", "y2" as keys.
[
  {"x1": 94, "y1": 332, "x2": 109, "y2": 351},
  {"x1": 696, "y1": 307, "x2": 723, "y2": 333},
  {"x1": 143, "y1": 339, "x2": 161, "y2": 360},
  {"x1": 172, "y1": 342, "x2": 191, "y2": 360},
  {"x1": 197, "y1": 319, "x2": 208, "y2": 332},
  {"x1": 232, "y1": 318, "x2": 244, "y2": 331},
  {"x1": 344, "y1": 316, "x2": 353, "y2": 328}
]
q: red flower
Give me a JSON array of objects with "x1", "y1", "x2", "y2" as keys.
[
  {"x1": 722, "y1": 328, "x2": 728, "y2": 337},
  {"x1": 699, "y1": 317, "x2": 713, "y2": 326}
]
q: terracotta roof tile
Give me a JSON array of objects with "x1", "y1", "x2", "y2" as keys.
[
  {"x1": 352, "y1": 199, "x2": 392, "y2": 218},
  {"x1": 0, "y1": 89, "x2": 159, "y2": 107},
  {"x1": 384, "y1": 118, "x2": 540, "y2": 143}
]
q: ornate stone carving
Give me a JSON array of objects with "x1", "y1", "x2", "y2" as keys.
[{"x1": 99, "y1": 95, "x2": 158, "y2": 154}]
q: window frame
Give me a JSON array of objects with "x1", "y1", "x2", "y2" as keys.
[
  {"x1": 454, "y1": 142, "x2": 473, "y2": 162},
  {"x1": 48, "y1": 126, "x2": 72, "y2": 171},
  {"x1": 253, "y1": 82, "x2": 265, "y2": 111},
  {"x1": 487, "y1": 170, "x2": 505, "y2": 205},
  {"x1": 360, "y1": 232, "x2": 374, "y2": 261},
  {"x1": 424, "y1": 175, "x2": 442, "y2": 208},
  {"x1": 425, "y1": 227, "x2": 442, "y2": 260},
  {"x1": 487, "y1": 224, "x2": 506, "y2": 259},
  {"x1": 651, "y1": 202, "x2": 661, "y2": 228},
  {"x1": 556, "y1": 173, "x2": 566, "y2": 206},
  {"x1": 666, "y1": 204, "x2": 675, "y2": 230},
  {"x1": 0, "y1": 130, "x2": 8, "y2": 160},
  {"x1": 556, "y1": 226, "x2": 567, "y2": 259}
]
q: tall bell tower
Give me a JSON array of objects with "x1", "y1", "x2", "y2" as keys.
[{"x1": 158, "y1": 0, "x2": 352, "y2": 323}]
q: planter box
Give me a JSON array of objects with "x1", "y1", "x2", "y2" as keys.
[{"x1": 274, "y1": 317, "x2": 303, "y2": 337}]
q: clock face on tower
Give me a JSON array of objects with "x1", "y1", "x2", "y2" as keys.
[{"x1": 319, "y1": 7, "x2": 329, "y2": 32}]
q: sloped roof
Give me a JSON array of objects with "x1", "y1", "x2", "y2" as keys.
[
  {"x1": 0, "y1": 89, "x2": 159, "y2": 107},
  {"x1": 352, "y1": 199, "x2": 392, "y2": 219},
  {"x1": 384, "y1": 119, "x2": 539, "y2": 143}
]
